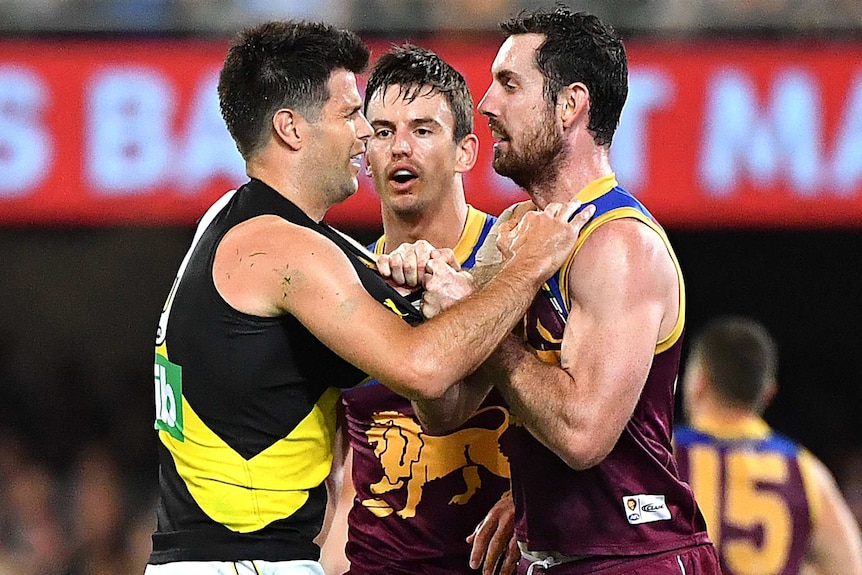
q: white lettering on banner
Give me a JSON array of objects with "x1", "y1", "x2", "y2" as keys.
[
  {"x1": 176, "y1": 70, "x2": 244, "y2": 190},
  {"x1": 832, "y1": 73, "x2": 862, "y2": 193},
  {"x1": 86, "y1": 68, "x2": 175, "y2": 194},
  {"x1": 700, "y1": 69, "x2": 823, "y2": 197},
  {"x1": 1, "y1": 50, "x2": 858, "y2": 222},
  {"x1": 0, "y1": 67, "x2": 52, "y2": 197},
  {"x1": 613, "y1": 69, "x2": 674, "y2": 192},
  {"x1": 772, "y1": 70, "x2": 821, "y2": 195}
]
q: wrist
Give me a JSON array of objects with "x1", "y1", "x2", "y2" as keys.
[{"x1": 501, "y1": 253, "x2": 551, "y2": 292}]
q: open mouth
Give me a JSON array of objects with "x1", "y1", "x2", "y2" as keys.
[{"x1": 390, "y1": 168, "x2": 418, "y2": 185}]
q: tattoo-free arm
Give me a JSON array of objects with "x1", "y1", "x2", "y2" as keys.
[
  {"x1": 493, "y1": 220, "x2": 679, "y2": 469},
  {"x1": 412, "y1": 370, "x2": 495, "y2": 435},
  {"x1": 803, "y1": 454, "x2": 862, "y2": 574},
  {"x1": 317, "y1": 438, "x2": 354, "y2": 575}
]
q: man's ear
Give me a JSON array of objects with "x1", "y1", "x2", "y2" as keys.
[
  {"x1": 454, "y1": 133, "x2": 479, "y2": 174},
  {"x1": 273, "y1": 108, "x2": 303, "y2": 151},
  {"x1": 560, "y1": 82, "x2": 590, "y2": 130},
  {"x1": 682, "y1": 360, "x2": 707, "y2": 406},
  {"x1": 759, "y1": 378, "x2": 778, "y2": 412}
]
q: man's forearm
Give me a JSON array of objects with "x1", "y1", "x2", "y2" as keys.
[
  {"x1": 407, "y1": 261, "x2": 545, "y2": 398},
  {"x1": 485, "y1": 336, "x2": 569, "y2": 451},
  {"x1": 386, "y1": 200, "x2": 594, "y2": 400},
  {"x1": 412, "y1": 370, "x2": 493, "y2": 435}
]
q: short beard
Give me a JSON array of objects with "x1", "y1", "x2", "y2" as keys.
[{"x1": 492, "y1": 109, "x2": 564, "y2": 192}]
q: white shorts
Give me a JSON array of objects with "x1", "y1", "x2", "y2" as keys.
[{"x1": 144, "y1": 560, "x2": 326, "y2": 575}]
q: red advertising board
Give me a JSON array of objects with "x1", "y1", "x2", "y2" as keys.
[{"x1": 0, "y1": 36, "x2": 860, "y2": 228}]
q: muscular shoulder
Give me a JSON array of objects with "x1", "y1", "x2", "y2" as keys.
[
  {"x1": 568, "y1": 218, "x2": 679, "y2": 328},
  {"x1": 575, "y1": 218, "x2": 675, "y2": 285},
  {"x1": 213, "y1": 215, "x2": 353, "y2": 317}
]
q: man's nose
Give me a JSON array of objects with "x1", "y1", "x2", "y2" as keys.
[
  {"x1": 357, "y1": 113, "x2": 373, "y2": 140},
  {"x1": 391, "y1": 133, "x2": 412, "y2": 156},
  {"x1": 477, "y1": 85, "x2": 496, "y2": 117}
]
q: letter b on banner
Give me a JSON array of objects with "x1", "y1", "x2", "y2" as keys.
[
  {"x1": 0, "y1": 67, "x2": 52, "y2": 197},
  {"x1": 86, "y1": 68, "x2": 173, "y2": 194}
]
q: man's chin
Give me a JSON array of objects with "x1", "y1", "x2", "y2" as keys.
[
  {"x1": 492, "y1": 154, "x2": 515, "y2": 179},
  {"x1": 332, "y1": 180, "x2": 359, "y2": 204},
  {"x1": 386, "y1": 195, "x2": 424, "y2": 216},
  {"x1": 492, "y1": 159, "x2": 533, "y2": 190}
]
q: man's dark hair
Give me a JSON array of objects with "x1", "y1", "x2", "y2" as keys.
[
  {"x1": 218, "y1": 20, "x2": 369, "y2": 159},
  {"x1": 502, "y1": 7, "x2": 628, "y2": 146},
  {"x1": 364, "y1": 44, "x2": 474, "y2": 143},
  {"x1": 690, "y1": 316, "x2": 778, "y2": 410}
]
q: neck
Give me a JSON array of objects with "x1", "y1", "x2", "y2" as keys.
[
  {"x1": 380, "y1": 187, "x2": 469, "y2": 251},
  {"x1": 247, "y1": 154, "x2": 330, "y2": 222},
  {"x1": 528, "y1": 136, "x2": 614, "y2": 209},
  {"x1": 692, "y1": 395, "x2": 760, "y2": 425}
]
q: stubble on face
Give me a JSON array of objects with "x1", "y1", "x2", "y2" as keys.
[
  {"x1": 322, "y1": 166, "x2": 360, "y2": 206},
  {"x1": 315, "y1": 70, "x2": 367, "y2": 206},
  {"x1": 366, "y1": 87, "x2": 458, "y2": 220},
  {"x1": 311, "y1": 122, "x2": 361, "y2": 207},
  {"x1": 491, "y1": 101, "x2": 564, "y2": 192}
]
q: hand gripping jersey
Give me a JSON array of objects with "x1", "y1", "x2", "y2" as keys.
[
  {"x1": 514, "y1": 175, "x2": 710, "y2": 566},
  {"x1": 341, "y1": 207, "x2": 512, "y2": 575},
  {"x1": 150, "y1": 179, "x2": 421, "y2": 564},
  {"x1": 674, "y1": 416, "x2": 820, "y2": 575}
]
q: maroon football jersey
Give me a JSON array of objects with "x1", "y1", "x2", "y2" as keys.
[
  {"x1": 341, "y1": 208, "x2": 511, "y2": 574},
  {"x1": 675, "y1": 416, "x2": 818, "y2": 575},
  {"x1": 343, "y1": 384, "x2": 511, "y2": 574},
  {"x1": 512, "y1": 178, "x2": 710, "y2": 562}
]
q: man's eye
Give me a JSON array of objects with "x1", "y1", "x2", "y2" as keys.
[
  {"x1": 375, "y1": 129, "x2": 392, "y2": 138},
  {"x1": 416, "y1": 128, "x2": 431, "y2": 136}
]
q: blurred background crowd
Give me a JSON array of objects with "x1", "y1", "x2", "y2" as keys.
[
  {"x1": 0, "y1": 1, "x2": 860, "y2": 574},
  {"x1": 1, "y1": 0, "x2": 861, "y2": 34}
]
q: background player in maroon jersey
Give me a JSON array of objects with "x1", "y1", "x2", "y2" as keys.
[
  {"x1": 391, "y1": 7, "x2": 722, "y2": 574},
  {"x1": 675, "y1": 316, "x2": 862, "y2": 575},
  {"x1": 319, "y1": 44, "x2": 519, "y2": 575}
]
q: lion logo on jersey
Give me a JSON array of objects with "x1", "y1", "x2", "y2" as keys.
[{"x1": 362, "y1": 406, "x2": 510, "y2": 519}]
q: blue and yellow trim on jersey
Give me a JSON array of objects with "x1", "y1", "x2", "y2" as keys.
[
  {"x1": 676, "y1": 414, "x2": 822, "y2": 531},
  {"x1": 549, "y1": 174, "x2": 686, "y2": 355},
  {"x1": 371, "y1": 205, "x2": 497, "y2": 268}
]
